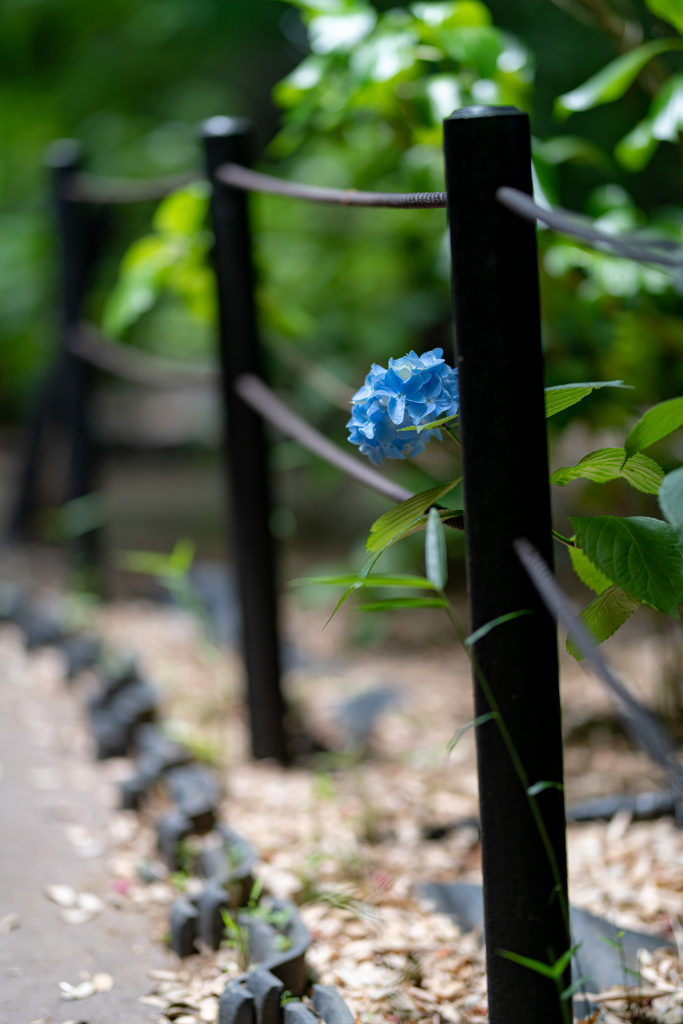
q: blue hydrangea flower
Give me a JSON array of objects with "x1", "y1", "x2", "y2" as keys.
[{"x1": 347, "y1": 348, "x2": 459, "y2": 465}]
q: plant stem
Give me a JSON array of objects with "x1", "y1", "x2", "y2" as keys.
[
  {"x1": 552, "y1": 529, "x2": 576, "y2": 548},
  {"x1": 439, "y1": 592, "x2": 571, "y2": 944}
]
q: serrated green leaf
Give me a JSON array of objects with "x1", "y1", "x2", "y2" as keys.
[
  {"x1": 659, "y1": 466, "x2": 683, "y2": 544},
  {"x1": 544, "y1": 381, "x2": 632, "y2": 418},
  {"x1": 366, "y1": 478, "x2": 461, "y2": 553},
  {"x1": 571, "y1": 515, "x2": 683, "y2": 617},
  {"x1": 555, "y1": 39, "x2": 683, "y2": 118},
  {"x1": 550, "y1": 447, "x2": 664, "y2": 494},
  {"x1": 624, "y1": 396, "x2": 683, "y2": 458},
  {"x1": 355, "y1": 596, "x2": 447, "y2": 612},
  {"x1": 425, "y1": 507, "x2": 447, "y2": 590},
  {"x1": 291, "y1": 573, "x2": 436, "y2": 589},
  {"x1": 566, "y1": 584, "x2": 642, "y2": 660},
  {"x1": 646, "y1": 0, "x2": 683, "y2": 34},
  {"x1": 568, "y1": 545, "x2": 613, "y2": 594}
]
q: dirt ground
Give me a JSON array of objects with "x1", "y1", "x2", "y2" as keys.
[{"x1": 3, "y1": 558, "x2": 683, "y2": 1024}]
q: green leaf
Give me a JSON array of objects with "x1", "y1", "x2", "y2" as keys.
[
  {"x1": 464, "y1": 609, "x2": 533, "y2": 646},
  {"x1": 566, "y1": 585, "x2": 642, "y2": 661},
  {"x1": 425, "y1": 507, "x2": 447, "y2": 590},
  {"x1": 527, "y1": 780, "x2": 564, "y2": 796},
  {"x1": 561, "y1": 977, "x2": 591, "y2": 1001},
  {"x1": 624, "y1": 396, "x2": 683, "y2": 458},
  {"x1": 646, "y1": 0, "x2": 683, "y2": 34},
  {"x1": 568, "y1": 545, "x2": 613, "y2": 594},
  {"x1": 555, "y1": 39, "x2": 683, "y2": 118},
  {"x1": 571, "y1": 515, "x2": 683, "y2": 617},
  {"x1": 497, "y1": 951, "x2": 559, "y2": 980},
  {"x1": 366, "y1": 478, "x2": 461, "y2": 553},
  {"x1": 398, "y1": 412, "x2": 458, "y2": 433},
  {"x1": 446, "y1": 711, "x2": 498, "y2": 755},
  {"x1": 659, "y1": 466, "x2": 683, "y2": 544},
  {"x1": 355, "y1": 596, "x2": 448, "y2": 612},
  {"x1": 616, "y1": 75, "x2": 683, "y2": 171},
  {"x1": 544, "y1": 381, "x2": 632, "y2": 418},
  {"x1": 550, "y1": 447, "x2": 664, "y2": 494},
  {"x1": 291, "y1": 573, "x2": 437, "y2": 588},
  {"x1": 152, "y1": 183, "x2": 210, "y2": 237}
]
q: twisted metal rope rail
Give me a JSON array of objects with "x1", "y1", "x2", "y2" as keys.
[
  {"x1": 235, "y1": 373, "x2": 413, "y2": 504},
  {"x1": 62, "y1": 170, "x2": 204, "y2": 204},
  {"x1": 68, "y1": 323, "x2": 216, "y2": 389},
  {"x1": 66, "y1": 325, "x2": 413, "y2": 504},
  {"x1": 498, "y1": 186, "x2": 683, "y2": 268},
  {"x1": 216, "y1": 163, "x2": 448, "y2": 209}
]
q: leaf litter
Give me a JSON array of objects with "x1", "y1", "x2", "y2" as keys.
[{"x1": 6, "y1": 590, "x2": 683, "y2": 1022}]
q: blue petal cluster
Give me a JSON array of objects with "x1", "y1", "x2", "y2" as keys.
[{"x1": 347, "y1": 348, "x2": 459, "y2": 465}]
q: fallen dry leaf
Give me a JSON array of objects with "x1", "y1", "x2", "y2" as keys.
[
  {"x1": 0, "y1": 912, "x2": 20, "y2": 933},
  {"x1": 59, "y1": 980, "x2": 95, "y2": 1001},
  {"x1": 92, "y1": 972, "x2": 114, "y2": 993}
]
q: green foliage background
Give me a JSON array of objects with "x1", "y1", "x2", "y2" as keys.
[{"x1": 4, "y1": 0, "x2": 683, "y2": 434}]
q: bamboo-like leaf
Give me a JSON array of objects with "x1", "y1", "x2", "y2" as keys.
[
  {"x1": 659, "y1": 466, "x2": 683, "y2": 544},
  {"x1": 550, "y1": 447, "x2": 664, "y2": 494},
  {"x1": 291, "y1": 573, "x2": 437, "y2": 589},
  {"x1": 355, "y1": 596, "x2": 448, "y2": 612},
  {"x1": 568, "y1": 545, "x2": 613, "y2": 595},
  {"x1": 366, "y1": 478, "x2": 461, "y2": 553},
  {"x1": 497, "y1": 950, "x2": 559, "y2": 980},
  {"x1": 446, "y1": 712, "x2": 498, "y2": 754},
  {"x1": 624, "y1": 396, "x2": 683, "y2": 458},
  {"x1": 398, "y1": 413, "x2": 458, "y2": 434},
  {"x1": 646, "y1": 0, "x2": 683, "y2": 34},
  {"x1": 544, "y1": 380, "x2": 631, "y2": 419},
  {"x1": 425, "y1": 507, "x2": 447, "y2": 590},
  {"x1": 464, "y1": 609, "x2": 533, "y2": 647},
  {"x1": 527, "y1": 780, "x2": 564, "y2": 796},
  {"x1": 566, "y1": 584, "x2": 642, "y2": 660},
  {"x1": 555, "y1": 39, "x2": 683, "y2": 118},
  {"x1": 571, "y1": 515, "x2": 683, "y2": 617}
]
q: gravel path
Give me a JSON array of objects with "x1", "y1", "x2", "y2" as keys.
[{"x1": 0, "y1": 637, "x2": 174, "y2": 1024}]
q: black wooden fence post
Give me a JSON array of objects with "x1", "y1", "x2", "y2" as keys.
[
  {"x1": 10, "y1": 139, "x2": 101, "y2": 570},
  {"x1": 202, "y1": 116, "x2": 288, "y2": 763},
  {"x1": 443, "y1": 107, "x2": 569, "y2": 1024}
]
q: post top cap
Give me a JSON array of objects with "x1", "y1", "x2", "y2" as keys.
[
  {"x1": 46, "y1": 138, "x2": 82, "y2": 170},
  {"x1": 446, "y1": 105, "x2": 524, "y2": 121},
  {"x1": 200, "y1": 115, "x2": 251, "y2": 138}
]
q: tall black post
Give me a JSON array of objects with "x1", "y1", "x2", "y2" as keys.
[
  {"x1": 10, "y1": 140, "x2": 101, "y2": 570},
  {"x1": 202, "y1": 116, "x2": 288, "y2": 763},
  {"x1": 443, "y1": 107, "x2": 569, "y2": 1024}
]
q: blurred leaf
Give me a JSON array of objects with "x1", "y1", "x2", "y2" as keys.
[
  {"x1": 411, "y1": 2, "x2": 492, "y2": 29},
  {"x1": 624, "y1": 395, "x2": 683, "y2": 457},
  {"x1": 544, "y1": 380, "x2": 632, "y2": 418},
  {"x1": 399, "y1": 412, "x2": 458, "y2": 433},
  {"x1": 464, "y1": 608, "x2": 533, "y2": 646},
  {"x1": 566, "y1": 584, "x2": 641, "y2": 660},
  {"x1": 568, "y1": 545, "x2": 613, "y2": 594},
  {"x1": 291, "y1": 573, "x2": 436, "y2": 588},
  {"x1": 527, "y1": 780, "x2": 564, "y2": 796},
  {"x1": 533, "y1": 135, "x2": 611, "y2": 170},
  {"x1": 355, "y1": 595, "x2": 447, "y2": 611},
  {"x1": 425, "y1": 506, "x2": 448, "y2": 589},
  {"x1": 550, "y1": 447, "x2": 664, "y2": 493},
  {"x1": 555, "y1": 39, "x2": 683, "y2": 118},
  {"x1": 571, "y1": 515, "x2": 683, "y2": 616},
  {"x1": 366, "y1": 477, "x2": 461, "y2": 553},
  {"x1": 437, "y1": 24, "x2": 502, "y2": 77},
  {"x1": 616, "y1": 75, "x2": 683, "y2": 170},
  {"x1": 646, "y1": 0, "x2": 683, "y2": 33},
  {"x1": 659, "y1": 467, "x2": 683, "y2": 543},
  {"x1": 446, "y1": 711, "x2": 497, "y2": 754},
  {"x1": 152, "y1": 182, "x2": 210, "y2": 236}
]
